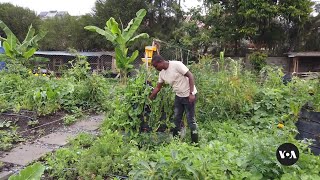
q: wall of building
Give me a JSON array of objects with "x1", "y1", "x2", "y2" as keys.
[
  {"x1": 265, "y1": 57, "x2": 290, "y2": 72},
  {"x1": 230, "y1": 56, "x2": 290, "y2": 72}
]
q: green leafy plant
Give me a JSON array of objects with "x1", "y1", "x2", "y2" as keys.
[
  {"x1": 249, "y1": 51, "x2": 267, "y2": 72},
  {"x1": 0, "y1": 20, "x2": 46, "y2": 67},
  {"x1": 63, "y1": 114, "x2": 77, "y2": 125},
  {"x1": 85, "y1": 9, "x2": 149, "y2": 83},
  {"x1": 27, "y1": 120, "x2": 39, "y2": 127},
  {"x1": 0, "y1": 120, "x2": 12, "y2": 128},
  {"x1": 77, "y1": 130, "x2": 137, "y2": 179},
  {"x1": 8, "y1": 162, "x2": 45, "y2": 180},
  {"x1": 0, "y1": 126, "x2": 24, "y2": 151},
  {"x1": 46, "y1": 148, "x2": 81, "y2": 179}
]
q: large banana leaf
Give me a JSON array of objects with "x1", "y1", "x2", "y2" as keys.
[
  {"x1": 84, "y1": 26, "x2": 116, "y2": 42},
  {"x1": 16, "y1": 32, "x2": 46, "y2": 58},
  {"x1": 17, "y1": 25, "x2": 36, "y2": 53},
  {"x1": 23, "y1": 48, "x2": 36, "y2": 59},
  {"x1": 6, "y1": 34, "x2": 17, "y2": 50},
  {"x1": 128, "y1": 50, "x2": 139, "y2": 64},
  {"x1": 123, "y1": 9, "x2": 147, "y2": 42},
  {"x1": 3, "y1": 41, "x2": 15, "y2": 59},
  {"x1": 106, "y1": 18, "x2": 121, "y2": 35},
  {"x1": 22, "y1": 25, "x2": 35, "y2": 44},
  {"x1": 128, "y1": 33, "x2": 149, "y2": 45},
  {"x1": 30, "y1": 30, "x2": 47, "y2": 46},
  {"x1": 115, "y1": 47, "x2": 126, "y2": 69},
  {"x1": 0, "y1": 20, "x2": 19, "y2": 43},
  {"x1": 0, "y1": 36, "x2": 6, "y2": 41}
]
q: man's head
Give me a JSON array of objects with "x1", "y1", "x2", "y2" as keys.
[{"x1": 152, "y1": 55, "x2": 167, "y2": 71}]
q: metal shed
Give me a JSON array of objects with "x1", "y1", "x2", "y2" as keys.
[
  {"x1": 34, "y1": 51, "x2": 116, "y2": 74},
  {"x1": 287, "y1": 52, "x2": 320, "y2": 78}
]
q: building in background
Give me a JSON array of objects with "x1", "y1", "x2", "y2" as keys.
[{"x1": 38, "y1": 11, "x2": 69, "y2": 19}]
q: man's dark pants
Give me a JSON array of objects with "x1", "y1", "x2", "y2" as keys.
[{"x1": 172, "y1": 95, "x2": 199, "y2": 144}]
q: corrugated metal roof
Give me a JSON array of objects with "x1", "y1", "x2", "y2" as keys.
[
  {"x1": 288, "y1": 52, "x2": 320, "y2": 58},
  {"x1": 35, "y1": 51, "x2": 114, "y2": 57}
]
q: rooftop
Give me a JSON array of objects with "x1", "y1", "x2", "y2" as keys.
[
  {"x1": 35, "y1": 51, "x2": 114, "y2": 57},
  {"x1": 287, "y1": 52, "x2": 320, "y2": 58}
]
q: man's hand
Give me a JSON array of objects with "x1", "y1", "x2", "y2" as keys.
[
  {"x1": 149, "y1": 82, "x2": 163, "y2": 100},
  {"x1": 189, "y1": 94, "x2": 196, "y2": 103}
]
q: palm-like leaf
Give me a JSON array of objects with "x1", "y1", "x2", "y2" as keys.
[
  {"x1": 123, "y1": 9, "x2": 147, "y2": 42},
  {"x1": 84, "y1": 26, "x2": 116, "y2": 42},
  {"x1": 128, "y1": 33, "x2": 149, "y2": 46},
  {"x1": 0, "y1": 20, "x2": 19, "y2": 44}
]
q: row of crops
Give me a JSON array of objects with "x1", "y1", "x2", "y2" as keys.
[{"x1": 3, "y1": 54, "x2": 320, "y2": 179}]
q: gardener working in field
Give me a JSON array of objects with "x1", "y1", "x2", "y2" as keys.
[{"x1": 149, "y1": 55, "x2": 199, "y2": 144}]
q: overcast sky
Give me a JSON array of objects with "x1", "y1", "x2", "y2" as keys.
[{"x1": 0, "y1": 0, "x2": 203, "y2": 16}]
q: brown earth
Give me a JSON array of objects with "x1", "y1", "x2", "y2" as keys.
[{"x1": 0, "y1": 110, "x2": 67, "y2": 171}]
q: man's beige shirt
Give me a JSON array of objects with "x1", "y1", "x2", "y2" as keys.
[{"x1": 158, "y1": 61, "x2": 197, "y2": 97}]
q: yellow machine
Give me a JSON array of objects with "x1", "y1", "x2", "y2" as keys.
[{"x1": 142, "y1": 45, "x2": 157, "y2": 68}]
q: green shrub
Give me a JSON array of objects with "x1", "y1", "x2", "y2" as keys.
[
  {"x1": 77, "y1": 130, "x2": 137, "y2": 179},
  {"x1": 249, "y1": 51, "x2": 267, "y2": 72}
]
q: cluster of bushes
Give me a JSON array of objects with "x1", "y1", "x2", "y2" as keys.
[{"x1": 0, "y1": 57, "x2": 116, "y2": 115}]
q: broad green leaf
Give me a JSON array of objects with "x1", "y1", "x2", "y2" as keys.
[
  {"x1": 128, "y1": 50, "x2": 139, "y2": 63},
  {"x1": 0, "y1": 36, "x2": 6, "y2": 41},
  {"x1": 185, "y1": 164, "x2": 199, "y2": 180},
  {"x1": 115, "y1": 47, "x2": 126, "y2": 68},
  {"x1": 106, "y1": 18, "x2": 121, "y2": 35},
  {"x1": 0, "y1": 20, "x2": 19, "y2": 44},
  {"x1": 128, "y1": 33, "x2": 149, "y2": 45},
  {"x1": 7, "y1": 34, "x2": 17, "y2": 50},
  {"x1": 3, "y1": 41, "x2": 14, "y2": 59},
  {"x1": 31, "y1": 30, "x2": 47, "y2": 44},
  {"x1": 84, "y1": 26, "x2": 116, "y2": 42},
  {"x1": 22, "y1": 25, "x2": 35, "y2": 44},
  {"x1": 139, "y1": 161, "x2": 152, "y2": 171},
  {"x1": 123, "y1": 9, "x2": 147, "y2": 42},
  {"x1": 9, "y1": 162, "x2": 45, "y2": 180},
  {"x1": 22, "y1": 48, "x2": 36, "y2": 59},
  {"x1": 18, "y1": 32, "x2": 43, "y2": 53}
]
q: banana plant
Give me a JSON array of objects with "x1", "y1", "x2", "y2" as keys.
[
  {"x1": 0, "y1": 20, "x2": 46, "y2": 64},
  {"x1": 85, "y1": 9, "x2": 149, "y2": 83}
]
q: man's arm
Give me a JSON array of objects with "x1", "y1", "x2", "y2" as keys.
[
  {"x1": 184, "y1": 71, "x2": 196, "y2": 103},
  {"x1": 149, "y1": 82, "x2": 163, "y2": 100},
  {"x1": 184, "y1": 71, "x2": 195, "y2": 94}
]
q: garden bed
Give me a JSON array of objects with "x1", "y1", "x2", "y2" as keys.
[{"x1": 0, "y1": 110, "x2": 67, "y2": 155}]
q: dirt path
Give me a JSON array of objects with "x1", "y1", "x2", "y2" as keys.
[{"x1": 0, "y1": 114, "x2": 104, "y2": 179}]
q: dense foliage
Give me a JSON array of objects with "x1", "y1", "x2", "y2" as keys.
[
  {"x1": 0, "y1": 56, "x2": 115, "y2": 115},
  {"x1": 3, "y1": 1, "x2": 318, "y2": 54},
  {"x1": 43, "y1": 56, "x2": 320, "y2": 179}
]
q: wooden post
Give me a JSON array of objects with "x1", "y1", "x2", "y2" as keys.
[
  {"x1": 293, "y1": 57, "x2": 297, "y2": 73},
  {"x1": 296, "y1": 58, "x2": 299, "y2": 73}
]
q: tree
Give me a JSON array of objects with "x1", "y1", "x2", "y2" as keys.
[
  {"x1": 85, "y1": 9, "x2": 149, "y2": 83},
  {"x1": 39, "y1": 16, "x2": 73, "y2": 50},
  {"x1": 278, "y1": 0, "x2": 314, "y2": 51},
  {"x1": 93, "y1": 0, "x2": 185, "y2": 43},
  {"x1": 183, "y1": 0, "x2": 314, "y2": 56},
  {"x1": 93, "y1": 0, "x2": 147, "y2": 28},
  {"x1": 304, "y1": 15, "x2": 320, "y2": 51},
  {"x1": 0, "y1": 3, "x2": 41, "y2": 42}
]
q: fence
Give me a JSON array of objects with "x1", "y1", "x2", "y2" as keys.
[
  {"x1": 32, "y1": 40, "x2": 202, "y2": 76},
  {"x1": 152, "y1": 39, "x2": 201, "y2": 65},
  {"x1": 33, "y1": 51, "x2": 116, "y2": 75}
]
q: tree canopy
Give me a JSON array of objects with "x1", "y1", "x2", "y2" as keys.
[
  {"x1": 1, "y1": 0, "x2": 319, "y2": 55},
  {"x1": 0, "y1": 3, "x2": 41, "y2": 42}
]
